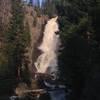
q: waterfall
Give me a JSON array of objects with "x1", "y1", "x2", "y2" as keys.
[
  {"x1": 34, "y1": 16, "x2": 60, "y2": 77},
  {"x1": 10, "y1": 16, "x2": 67, "y2": 100}
]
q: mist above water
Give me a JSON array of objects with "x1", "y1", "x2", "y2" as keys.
[{"x1": 34, "y1": 16, "x2": 60, "y2": 76}]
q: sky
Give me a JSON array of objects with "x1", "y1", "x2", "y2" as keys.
[{"x1": 23, "y1": 0, "x2": 43, "y2": 5}]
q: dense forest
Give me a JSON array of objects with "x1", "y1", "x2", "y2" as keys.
[
  {"x1": 56, "y1": 0, "x2": 100, "y2": 100},
  {"x1": 0, "y1": 0, "x2": 100, "y2": 100}
]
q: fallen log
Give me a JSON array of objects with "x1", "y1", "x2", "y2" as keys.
[{"x1": 22, "y1": 89, "x2": 46, "y2": 94}]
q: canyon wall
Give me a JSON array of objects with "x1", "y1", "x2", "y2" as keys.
[
  {"x1": 0, "y1": 0, "x2": 48, "y2": 77},
  {"x1": 24, "y1": 5, "x2": 48, "y2": 76},
  {"x1": 0, "y1": 0, "x2": 11, "y2": 49}
]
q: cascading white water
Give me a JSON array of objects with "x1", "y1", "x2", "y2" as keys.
[
  {"x1": 10, "y1": 16, "x2": 66, "y2": 100},
  {"x1": 34, "y1": 16, "x2": 60, "y2": 77}
]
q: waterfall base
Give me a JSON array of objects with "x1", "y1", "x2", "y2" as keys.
[{"x1": 12, "y1": 73, "x2": 66, "y2": 100}]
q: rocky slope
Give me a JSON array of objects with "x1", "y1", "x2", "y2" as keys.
[
  {"x1": 0, "y1": 0, "x2": 11, "y2": 49},
  {"x1": 24, "y1": 5, "x2": 48, "y2": 76},
  {"x1": 0, "y1": 0, "x2": 11, "y2": 34},
  {"x1": 0, "y1": 0, "x2": 48, "y2": 77}
]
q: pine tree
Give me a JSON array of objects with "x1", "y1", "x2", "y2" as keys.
[
  {"x1": 55, "y1": 0, "x2": 100, "y2": 100},
  {"x1": 4, "y1": 0, "x2": 30, "y2": 79}
]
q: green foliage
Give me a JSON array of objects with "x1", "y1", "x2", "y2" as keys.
[
  {"x1": 0, "y1": 0, "x2": 30, "y2": 78},
  {"x1": 0, "y1": 53, "x2": 9, "y2": 76},
  {"x1": 55, "y1": 0, "x2": 100, "y2": 99},
  {"x1": 0, "y1": 78, "x2": 17, "y2": 96},
  {"x1": 33, "y1": 16, "x2": 37, "y2": 27},
  {"x1": 34, "y1": 6, "x2": 41, "y2": 17},
  {"x1": 42, "y1": 0, "x2": 57, "y2": 17}
]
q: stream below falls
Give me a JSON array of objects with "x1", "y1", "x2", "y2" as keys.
[{"x1": 8, "y1": 88, "x2": 67, "y2": 100}]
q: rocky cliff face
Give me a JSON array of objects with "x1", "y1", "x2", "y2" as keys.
[
  {"x1": 0, "y1": 0, "x2": 48, "y2": 77},
  {"x1": 0, "y1": 0, "x2": 11, "y2": 35},
  {"x1": 0, "y1": 0, "x2": 11, "y2": 49},
  {"x1": 24, "y1": 5, "x2": 48, "y2": 76}
]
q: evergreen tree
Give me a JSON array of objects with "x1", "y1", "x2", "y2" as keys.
[
  {"x1": 4, "y1": 0, "x2": 30, "y2": 78},
  {"x1": 55, "y1": 0, "x2": 100, "y2": 100}
]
